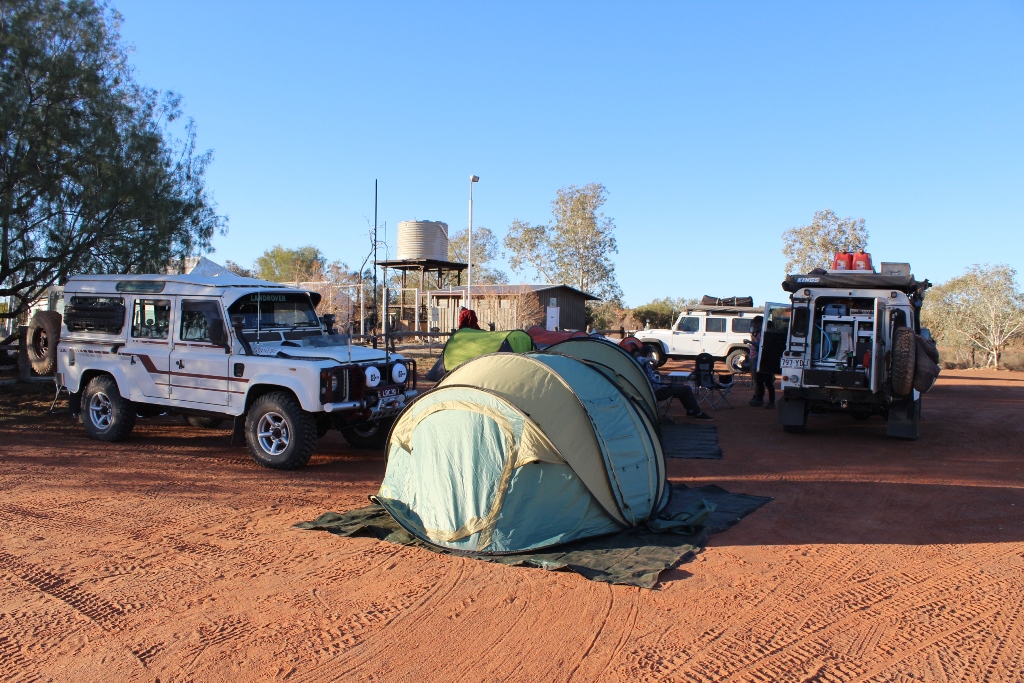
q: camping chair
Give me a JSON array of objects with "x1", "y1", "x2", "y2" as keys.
[
  {"x1": 734, "y1": 359, "x2": 754, "y2": 388},
  {"x1": 692, "y1": 353, "x2": 734, "y2": 410}
]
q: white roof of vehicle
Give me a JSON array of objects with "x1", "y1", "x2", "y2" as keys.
[{"x1": 64, "y1": 274, "x2": 295, "y2": 297}]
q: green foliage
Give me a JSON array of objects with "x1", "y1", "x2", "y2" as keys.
[
  {"x1": 224, "y1": 260, "x2": 254, "y2": 278},
  {"x1": 0, "y1": 0, "x2": 226, "y2": 319},
  {"x1": 504, "y1": 183, "x2": 621, "y2": 300},
  {"x1": 630, "y1": 297, "x2": 700, "y2": 329},
  {"x1": 922, "y1": 264, "x2": 1024, "y2": 369},
  {"x1": 782, "y1": 209, "x2": 868, "y2": 274},
  {"x1": 447, "y1": 226, "x2": 508, "y2": 285},
  {"x1": 253, "y1": 245, "x2": 325, "y2": 283},
  {"x1": 586, "y1": 300, "x2": 627, "y2": 330}
]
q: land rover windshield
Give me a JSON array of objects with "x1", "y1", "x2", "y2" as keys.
[{"x1": 227, "y1": 292, "x2": 319, "y2": 330}]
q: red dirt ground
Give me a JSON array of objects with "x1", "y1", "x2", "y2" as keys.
[{"x1": 1, "y1": 365, "x2": 1023, "y2": 682}]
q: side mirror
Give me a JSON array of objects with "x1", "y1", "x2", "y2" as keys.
[{"x1": 208, "y1": 321, "x2": 227, "y2": 346}]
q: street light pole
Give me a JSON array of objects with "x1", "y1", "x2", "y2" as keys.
[{"x1": 468, "y1": 175, "x2": 479, "y2": 309}]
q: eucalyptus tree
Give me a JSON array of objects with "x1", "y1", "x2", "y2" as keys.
[
  {"x1": 504, "y1": 182, "x2": 621, "y2": 301},
  {"x1": 781, "y1": 209, "x2": 868, "y2": 274},
  {"x1": 0, "y1": 0, "x2": 225, "y2": 320},
  {"x1": 446, "y1": 226, "x2": 508, "y2": 285},
  {"x1": 923, "y1": 264, "x2": 1024, "y2": 369}
]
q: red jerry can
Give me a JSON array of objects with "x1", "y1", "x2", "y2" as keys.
[
  {"x1": 853, "y1": 250, "x2": 873, "y2": 271},
  {"x1": 832, "y1": 252, "x2": 854, "y2": 270}
]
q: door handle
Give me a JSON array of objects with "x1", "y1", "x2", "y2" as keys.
[
  {"x1": 130, "y1": 356, "x2": 136, "y2": 365},
  {"x1": 176, "y1": 360, "x2": 184, "y2": 369}
]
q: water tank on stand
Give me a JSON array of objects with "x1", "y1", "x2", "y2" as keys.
[{"x1": 397, "y1": 221, "x2": 449, "y2": 261}]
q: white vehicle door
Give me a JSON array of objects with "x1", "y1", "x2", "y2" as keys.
[
  {"x1": 870, "y1": 298, "x2": 887, "y2": 393},
  {"x1": 669, "y1": 315, "x2": 702, "y2": 355},
  {"x1": 169, "y1": 298, "x2": 230, "y2": 406},
  {"x1": 122, "y1": 297, "x2": 172, "y2": 399},
  {"x1": 702, "y1": 316, "x2": 730, "y2": 356}
]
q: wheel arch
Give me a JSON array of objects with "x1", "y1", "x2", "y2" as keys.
[
  {"x1": 79, "y1": 369, "x2": 127, "y2": 398},
  {"x1": 243, "y1": 382, "x2": 305, "y2": 413},
  {"x1": 70, "y1": 368, "x2": 120, "y2": 415}
]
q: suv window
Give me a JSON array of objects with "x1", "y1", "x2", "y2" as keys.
[
  {"x1": 180, "y1": 300, "x2": 225, "y2": 342},
  {"x1": 731, "y1": 318, "x2": 752, "y2": 333},
  {"x1": 676, "y1": 316, "x2": 699, "y2": 333},
  {"x1": 227, "y1": 292, "x2": 319, "y2": 330},
  {"x1": 131, "y1": 299, "x2": 171, "y2": 339},
  {"x1": 706, "y1": 318, "x2": 726, "y2": 333}
]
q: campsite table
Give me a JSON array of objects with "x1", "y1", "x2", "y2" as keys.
[{"x1": 664, "y1": 371, "x2": 692, "y2": 384}]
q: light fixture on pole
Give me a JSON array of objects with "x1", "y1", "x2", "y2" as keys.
[{"x1": 468, "y1": 175, "x2": 480, "y2": 309}]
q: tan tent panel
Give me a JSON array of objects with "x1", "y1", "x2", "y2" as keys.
[{"x1": 541, "y1": 337, "x2": 659, "y2": 428}]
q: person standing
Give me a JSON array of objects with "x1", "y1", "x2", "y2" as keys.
[{"x1": 748, "y1": 315, "x2": 776, "y2": 408}]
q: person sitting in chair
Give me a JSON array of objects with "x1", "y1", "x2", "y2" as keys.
[{"x1": 626, "y1": 343, "x2": 712, "y2": 420}]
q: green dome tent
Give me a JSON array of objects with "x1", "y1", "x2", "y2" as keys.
[
  {"x1": 424, "y1": 328, "x2": 535, "y2": 381},
  {"x1": 372, "y1": 352, "x2": 668, "y2": 554}
]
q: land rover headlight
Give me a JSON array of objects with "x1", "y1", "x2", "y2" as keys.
[
  {"x1": 330, "y1": 374, "x2": 340, "y2": 393},
  {"x1": 364, "y1": 366, "x2": 381, "y2": 388},
  {"x1": 391, "y1": 363, "x2": 408, "y2": 384}
]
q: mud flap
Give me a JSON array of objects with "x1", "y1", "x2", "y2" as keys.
[
  {"x1": 231, "y1": 414, "x2": 246, "y2": 447},
  {"x1": 778, "y1": 397, "x2": 806, "y2": 426},
  {"x1": 886, "y1": 396, "x2": 921, "y2": 440}
]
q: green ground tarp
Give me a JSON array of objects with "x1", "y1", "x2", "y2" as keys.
[
  {"x1": 296, "y1": 484, "x2": 771, "y2": 588},
  {"x1": 660, "y1": 423, "x2": 723, "y2": 459}
]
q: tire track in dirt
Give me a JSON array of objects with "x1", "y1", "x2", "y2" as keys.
[
  {"x1": 563, "y1": 584, "x2": 617, "y2": 682},
  {"x1": 0, "y1": 550, "x2": 128, "y2": 632},
  {"x1": 652, "y1": 544, "x2": 1024, "y2": 682},
  {"x1": 178, "y1": 615, "x2": 257, "y2": 674},
  {"x1": 293, "y1": 552, "x2": 468, "y2": 681},
  {"x1": 0, "y1": 500, "x2": 116, "y2": 538},
  {"x1": 980, "y1": 592, "x2": 1024, "y2": 682},
  {"x1": 0, "y1": 624, "x2": 46, "y2": 683}
]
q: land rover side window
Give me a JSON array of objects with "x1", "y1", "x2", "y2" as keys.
[
  {"x1": 676, "y1": 316, "x2": 699, "y2": 333},
  {"x1": 227, "y1": 292, "x2": 319, "y2": 330},
  {"x1": 131, "y1": 299, "x2": 171, "y2": 339},
  {"x1": 731, "y1": 318, "x2": 752, "y2": 333},
  {"x1": 706, "y1": 318, "x2": 726, "y2": 333},
  {"x1": 180, "y1": 300, "x2": 225, "y2": 342},
  {"x1": 66, "y1": 296, "x2": 126, "y2": 333}
]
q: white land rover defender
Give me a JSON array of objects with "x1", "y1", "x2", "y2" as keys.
[
  {"x1": 757, "y1": 263, "x2": 933, "y2": 439},
  {"x1": 632, "y1": 305, "x2": 764, "y2": 372},
  {"x1": 55, "y1": 274, "x2": 418, "y2": 469}
]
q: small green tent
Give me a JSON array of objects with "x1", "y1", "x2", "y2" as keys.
[
  {"x1": 425, "y1": 328, "x2": 535, "y2": 381},
  {"x1": 373, "y1": 351, "x2": 667, "y2": 554}
]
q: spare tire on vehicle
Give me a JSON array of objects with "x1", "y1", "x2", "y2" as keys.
[
  {"x1": 890, "y1": 327, "x2": 917, "y2": 396},
  {"x1": 27, "y1": 311, "x2": 61, "y2": 376}
]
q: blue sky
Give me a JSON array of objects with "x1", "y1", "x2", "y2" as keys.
[{"x1": 115, "y1": 1, "x2": 1024, "y2": 308}]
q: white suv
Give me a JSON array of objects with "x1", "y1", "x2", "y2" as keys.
[
  {"x1": 632, "y1": 305, "x2": 763, "y2": 372},
  {"x1": 56, "y1": 274, "x2": 417, "y2": 469}
]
